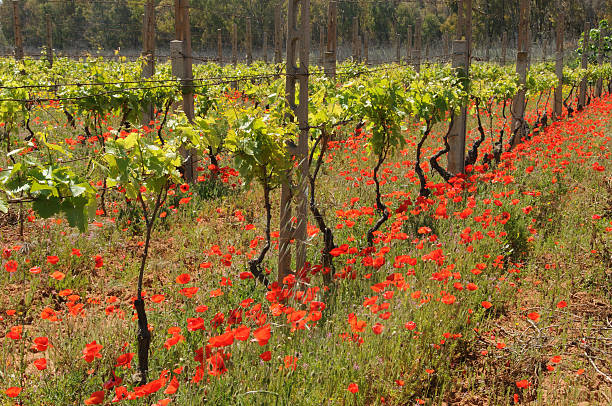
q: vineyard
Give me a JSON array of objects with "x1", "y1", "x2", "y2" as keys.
[{"x1": 1, "y1": 1, "x2": 612, "y2": 405}]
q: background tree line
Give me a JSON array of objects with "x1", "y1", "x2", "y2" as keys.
[{"x1": 0, "y1": 0, "x2": 610, "y2": 54}]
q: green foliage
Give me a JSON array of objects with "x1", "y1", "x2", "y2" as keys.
[
  {"x1": 225, "y1": 106, "x2": 295, "y2": 187},
  {"x1": 0, "y1": 139, "x2": 97, "y2": 231},
  {"x1": 103, "y1": 130, "x2": 183, "y2": 203}
]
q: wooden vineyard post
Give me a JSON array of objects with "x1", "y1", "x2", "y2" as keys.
[
  {"x1": 352, "y1": 17, "x2": 359, "y2": 61},
  {"x1": 554, "y1": 8, "x2": 564, "y2": 118},
  {"x1": 12, "y1": 1, "x2": 23, "y2": 61},
  {"x1": 406, "y1": 24, "x2": 412, "y2": 65},
  {"x1": 175, "y1": 0, "x2": 194, "y2": 121},
  {"x1": 414, "y1": 16, "x2": 422, "y2": 72},
  {"x1": 447, "y1": 40, "x2": 468, "y2": 175},
  {"x1": 443, "y1": 33, "x2": 449, "y2": 60},
  {"x1": 578, "y1": 21, "x2": 589, "y2": 110},
  {"x1": 457, "y1": 0, "x2": 464, "y2": 39},
  {"x1": 217, "y1": 29, "x2": 223, "y2": 64},
  {"x1": 511, "y1": 0, "x2": 530, "y2": 148},
  {"x1": 246, "y1": 18, "x2": 253, "y2": 65},
  {"x1": 274, "y1": 7, "x2": 282, "y2": 63},
  {"x1": 395, "y1": 33, "x2": 401, "y2": 64},
  {"x1": 232, "y1": 22, "x2": 238, "y2": 66},
  {"x1": 324, "y1": 0, "x2": 337, "y2": 78},
  {"x1": 464, "y1": 0, "x2": 472, "y2": 55},
  {"x1": 174, "y1": 0, "x2": 196, "y2": 182},
  {"x1": 595, "y1": 28, "x2": 604, "y2": 98},
  {"x1": 142, "y1": 0, "x2": 156, "y2": 125},
  {"x1": 263, "y1": 31, "x2": 268, "y2": 63},
  {"x1": 363, "y1": 32, "x2": 369, "y2": 64},
  {"x1": 501, "y1": 31, "x2": 507, "y2": 64},
  {"x1": 279, "y1": 0, "x2": 310, "y2": 282},
  {"x1": 447, "y1": 0, "x2": 470, "y2": 175},
  {"x1": 319, "y1": 27, "x2": 325, "y2": 65},
  {"x1": 45, "y1": 13, "x2": 53, "y2": 66}
]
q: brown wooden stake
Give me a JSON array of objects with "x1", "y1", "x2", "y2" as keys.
[
  {"x1": 578, "y1": 21, "x2": 589, "y2": 110},
  {"x1": 263, "y1": 31, "x2": 268, "y2": 63},
  {"x1": 324, "y1": 0, "x2": 337, "y2": 77},
  {"x1": 142, "y1": 0, "x2": 156, "y2": 124},
  {"x1": 395, "y1": 33, "x2": 401, "y2": 64},
  {"x1": 447, "y1": 39, "x2": 468, "y2": 175},
  {"x1": 447, "y1": 0, "x2": 471, "y2": 174},
  {"x1": 232, "y1": 22, "x2": 238, "y2": 66},
  {"x1": 595, "y1": 28, "x2": 604, "y2": 97},
  {"x1": 554, "y1": 8, "x2": 564, "y2": 118},
  {"x1": 217, "y1": 29, "x2": 223, "y2": 65},
  {"x1": 319, "y1": 26, "x2": 325, "y2": 65},
  {"x1": 414, "y1": 16, "x2": 422, "y2": 72},
  {"x1": 279, "y1": 0, "x2": 310, "y2": 282},
  {"x1": 12, "y1": 0, "x2": 23, "y2": 61},
  {"x1": 456, "y1": 0, "x2": 464, "y2": 40},
  {"x1": 464, "y1": 0, "x2": 472, "y2": 60},
  {"x1": 274, "y1": 6, "x2": 282, "y2": 63},
  {"x1": 443, "y1": 33, "x2": 449, "y2": 60},
  {"x1": 501, "y1": 31, "x2": 507, "y2": 64},
  {"x1": 352, "y1": 16, "x2": 359, "y2": 61},
  {"x1": 174, "y1": 0, "x2": 195, "y2": 182},
  {"x1": 406, "y1": 24, "x2": 413, "y2": 64},
  {"x1": 246, "y1": 18, "x2": 253, "y2": 65},
  {"x1": 45, "y1": 13, "x2": 53, "y2": 66},
  {"x1": 363, "y1": 31, "x2": 369, "y2": 64},
  {"x1": 511, "y1": 0, "x2": 530, "y2": 148}
]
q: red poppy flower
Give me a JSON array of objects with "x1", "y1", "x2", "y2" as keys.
[
  {"x1": 84, "y1": 390, "x2": 105, "y2": 404},
  {"x1": 187, "y1": 317, "x2": 205, "y2": 332},
  {"x1": 33, "y1": 358, "x2": 47, "y2": 370},
  {"x1": 209, "y1": 330, "x2": 235, "y2": 348},
  {"x1": 94, "y1": 255, "x2": 103, "y2": 268},
  {"x1": 164, "y1": 376, "x2": 179, "y2": 395},
  {"x1": 82, "y1": 341, "x2": 103, "y2": 363},
  {"x1": 347, "y1": 383, "x2": 359, "y2": 394},
  {"x1": 516, "y1": 379, "x2": 531, "y2": 389},
  {"x1": 233, "y1": 325, "x2": 250, "y2": 341},
  {"x1": 527, "y1": 312, "x2": 540, "y2": 322},
  {"x1": 481, "y1": 301, "x2": 492, "y2": 309},
  {"x1": 253, "y1": 324, "x2": 271, "y2": 346},
  {"x1": 33, "y1": 336, "x2": 49, "y2": 351},
  {"x1": 259, "y1": 351, "x2": 271, "y2": 361},
  {"x1": 115, "y1": 352, "x2": 134, "y2": 368},
  {"x1": 179, "y1": 286, "x2": 198, "y2": 298},
  {"x1": 5, "y1": 387, "x2": 22, "y2": 398},
  {"x1": 372, "y1": 323, "x2": 384, "y2": 335},
  {"x1": 47, "y1": 256, "x2": 59, "y2": 265},
  {"x1": 176, "y1": 273, "x2": 191, "y2": 284},
  {"x1": 4, "y1": 260, "x2": 17, "y2": 273}
]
